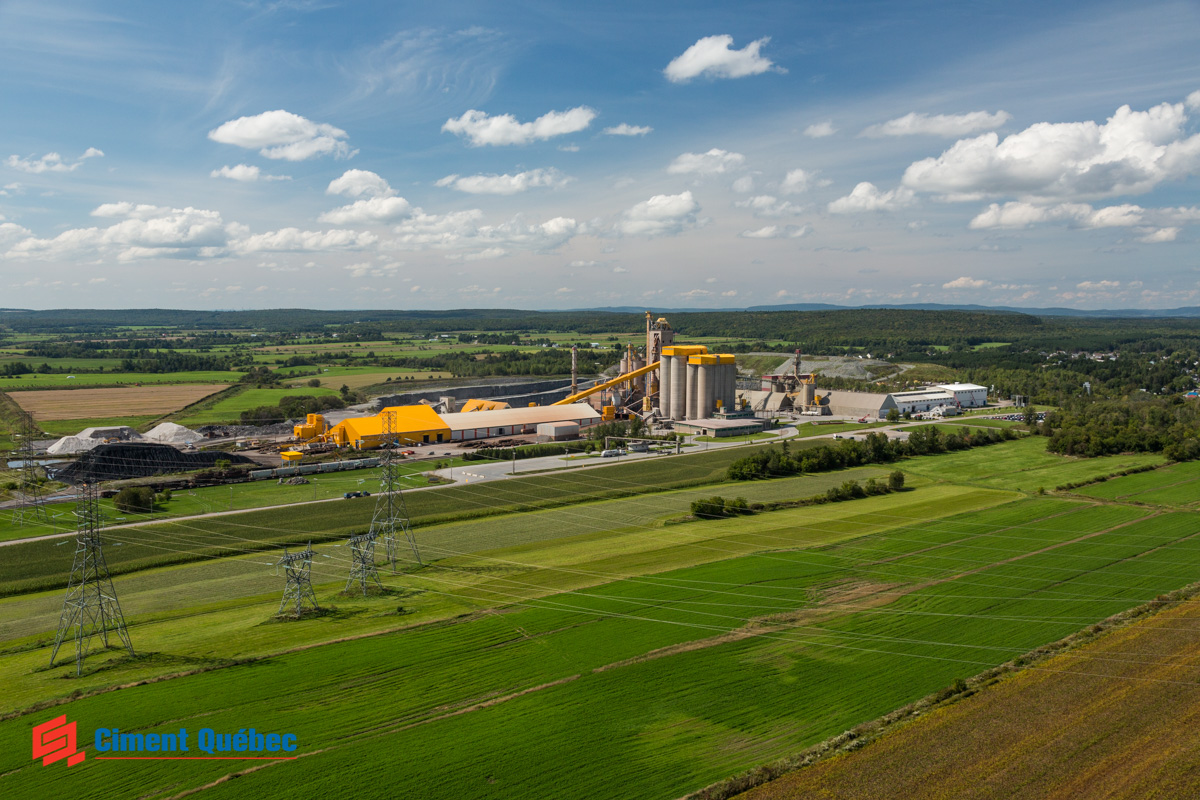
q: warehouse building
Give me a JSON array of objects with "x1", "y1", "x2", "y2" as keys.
[
  {"x1": 880, "y1": 389, "x2": 958, "y2": 417},
  {"x1": 935, "y1": 382, "x2": 988, "y2": 408},
  {"x1": 324, "y1": 405, "x2": 451, "y2": 448},
  {"x1": 442, "y1": 404, "x2": 602, "y2": 441}
]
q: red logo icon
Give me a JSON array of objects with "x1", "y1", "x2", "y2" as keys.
[{"x1": 32, "y1": 715, "x2": 85, "y2": 767}]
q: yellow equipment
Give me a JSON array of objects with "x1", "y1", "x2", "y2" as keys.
[
  {"x1": 280, "y1": 450, "x2": 304, "y2": 462},
  {"x1": 293, "y1": 413, "x2": 327, "y2": 441},
  {"x1": 552, "y1": 360, "x2": 660, "y2": 406}
]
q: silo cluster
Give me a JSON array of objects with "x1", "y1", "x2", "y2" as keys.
[{"x1": 658, "y1": 346, "x2": 737, "y2": 421}]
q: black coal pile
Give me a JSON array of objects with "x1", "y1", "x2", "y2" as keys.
[{"x1": 52, "y1": 443, "x2": 256, "y2": 484}]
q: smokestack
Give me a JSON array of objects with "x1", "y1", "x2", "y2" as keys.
[
  {"x1": 571, "y1": 345, "x2": 578, "y2": 394},
  {"x1": 795, "y1": 349, "x2": 800, "y2": 379}
]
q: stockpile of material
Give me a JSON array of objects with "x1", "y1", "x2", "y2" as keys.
[
  {"x1": 144, "y1": 422, "x2": 203, "y2": 444},
  {"x1": 47, "y1": 425, "x2": 144, "y2": 455},
  {"x1": 53, "y1": 443, "x2": 256, "y2": 483}
]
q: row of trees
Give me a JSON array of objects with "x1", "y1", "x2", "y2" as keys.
[
  {"x1": 727, "y1": 427, "x2": 1015, "y2": 481},
  {"x1": 1045, "y1": 396, "x2": 1200, "y2": 460}
]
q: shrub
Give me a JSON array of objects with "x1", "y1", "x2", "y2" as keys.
[{"x1": 888, "y1": 470, "x2": 905, "y2": 491}]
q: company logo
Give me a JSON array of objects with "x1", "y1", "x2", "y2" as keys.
[{"x1": 32, "y1": 715, "x2": 85, "y2": 767}]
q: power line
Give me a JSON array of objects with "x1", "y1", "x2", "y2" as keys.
[{"x1": 275, "y1": 542, "x2": 319, "y2": 618}]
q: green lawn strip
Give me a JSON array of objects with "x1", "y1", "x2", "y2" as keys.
[
  {"x1": 6, "y1": 499, "x2": 1197, "y2": 799},
  {"x1": 790, "y1": 422, "x2": 891, "y2": 439}
]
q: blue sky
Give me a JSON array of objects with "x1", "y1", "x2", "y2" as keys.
[{"x1": 1, "y1": 0, "x2": 1199, "y2": 310}]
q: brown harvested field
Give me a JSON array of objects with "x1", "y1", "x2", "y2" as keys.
[
  {"x1": 12, "y1": 385, "x2": 230, "y2": 420},
  {"x1": 737, "y1": 599, "x2": 1200, "y2": 800},
  {"x1": 285, "y1": 371, "x2": 450, "y2": 390}
]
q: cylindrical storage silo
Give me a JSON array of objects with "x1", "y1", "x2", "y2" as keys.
[
  {"x1": 691, "y1": 364, "x2": 700, "y2": 422},
  {"x1": 670, "y1": 355, "x2": 687, "y2": 420},
  {"x1": 724, "y1": 361, "x2": 737, "y2": 411},
  {"x1": 659, "y1": 356, "x2": 672, "y2": 417},
  {"x1": 696, "y1": 363, "x2": 710, "y2": 419}
]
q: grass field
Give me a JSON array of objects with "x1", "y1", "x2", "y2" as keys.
[
  {"x1": 174, "y1": 385, "x2": 339, "y2": 425},
  {"x1": 736, "y1": 590, "x2": 1200, "y2": 800},
  {"x1": 3, "y1": 438, "x2": 1199, "y2": 800},
  {"x1": 11, "y1": 384, "x2": 230, "y2": 420}
]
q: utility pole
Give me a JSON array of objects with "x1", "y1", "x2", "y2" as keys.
[
  {"x1": 11, "y1": 413, "x2": 49, "y2": 525},
  {"x1": 370, "y1": 410, "x2": 421, "y2": 573},
  {"x1": 345, "y1": 532, "x2": 383, "y2": 595},
  {"x1": 275, "y1": 542, "x2": 319, "y2": 617},
  {"x1": 50, "y1": 483, "x2": 134, "y2": 675}
]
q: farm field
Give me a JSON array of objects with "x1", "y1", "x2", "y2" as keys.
[
  {"x1": 791, "y1": 421, "x2": 892, "y2": 438},
  {"x1": 1074, "y1": 460, "x2": 1200, "y2": 506},
  {"x1": 736, "y1": 591, "x2": 1200, "y2": 800},
  {"x1": 5, "y1": 487, "x2": 1200, "y2": 799},
  {"x1": 11, "y1": 384, "x2": 230, "y2": 420},
  {"x1": 0, "y1": 370, "x2": 236, "y2": 389}
]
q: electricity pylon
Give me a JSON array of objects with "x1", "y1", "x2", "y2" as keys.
[
  {"x1": 11, "y1": 414, "x2": 49, "y2": 525},
  {"x1": 276, "y1": 542, "x2": 319, "y2": 617},
  {"x1": 345, "y1": 532, "x2": 383, "y2": 595},
  {"x1": 50, "y1": 483, "x2": 134, "y2": 675},
  {"x1": 370, "y1": 410, "x2": 421, "y2": 572}
]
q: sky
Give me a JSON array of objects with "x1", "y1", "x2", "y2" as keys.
[{"x1": 1, "y1": 0, "x2": 1199, "y2": 312}]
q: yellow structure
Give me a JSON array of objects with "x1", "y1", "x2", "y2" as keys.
[
  {"x1": 280, "y1": 450, "x2": 304, "y2": 462},
  {"x1": 552, "y1": 360, "x2": 661, "y2": 406},
  {"x1": 459, "y1": 398, "x2": 511, "y2": 413},
  {"x1": 293, "y1": 413, "x2": 327, "y2": 441},
  {"x1": 324, "y1": 405, "x2": 451, "y2": 449}
]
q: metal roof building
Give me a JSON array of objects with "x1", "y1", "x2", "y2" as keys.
[{"x1": 441, "y1": 404, "x2": 602, "y2": 441}]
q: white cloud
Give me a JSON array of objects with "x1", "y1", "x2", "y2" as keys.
[
  {"x1": 943, "y1": 276, "x2": 991, "y2": 290},
  {"x1": 392, "y1": 210, "x2": 579, "y2": 252},
  {"x1": 0, "y1": 182, "x2": 22, "y2": 196},
  {"x1": 1187, "y1": 91, "x2": 1200, "y2": 111},
  {"x1": 319, "y1": 170, "x2": 412, "y2": 224},
  {"x1": 780, "y1": 168, "x2": 829, "y2": 194},
  {"x1": 210, "y1": 164, "x2": 289, "y2": 182},
  {"x1": 5, "y1": 148, "x2": 104, "y2": 174},
  {"x1": 208, "y1": 110, "x2": 354, "y2": 161},
  {"x1": 667, "y1": 148, "x2": 745, "y2": 175},
  {"x1": 604, "y1": 123, "x2": 653, "y2": 136},
  {"x1": 739, "y1": 224, "x2": 809, "y2": 239},
  {"x1": 803, "y1": 121, "x2": 837, "y2": 138},
  {"x1": 664, "y1": 35, "x2": 781, "y2": 83},
  {"x1": 7, "y1": 203, "x2": 228, "y2": 261},
  {"x1": 327, "y1": 169, "x2": 394, "y2": 199},
  {"x1": 903, "y1": 99, "x2": 1200, "y2": 200},
  {"x1": 318, "y1": 196, "x2": 413, "y2": 225},
  {"x1": 732, "y1": 175, "x2": 755, "y2": 193},
  {"x1": 558, "y1": 144, "x2": 580, "y2": 152},
  {"x1": 828, "y1": 182, "x2": 915, "y2": 213},
  {"x1": 861, "y1": 110, "x2": 1011, "y2": 138},
  {"x1": 734, "y1": 195, "x2": 805, "y2": 217},
  {"x1": 1137, "y1": 227, "x2": 1179, "y2": 243},
  {"x1": 442, "y1": 106, "x2": 596, "y2": 146},
  {"x1": 617, "y1": 191, "x2": 699, "y2": 237},
  {"x1": 232, "y1": 227, "x2": 378, "y2": 254},
  {"x1": 435, "y1": 168, "x2": 570, "y2": 195},
  {"x1": 1076, "y1": 280, "x2": 1121, "y2": 290},
  {"x1": 969, "y1": 201, "x2": 1145, "y2": 230}
]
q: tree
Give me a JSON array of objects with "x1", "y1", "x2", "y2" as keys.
[
  {"x1": 114, "y1": 486, "x2": 155, "y2": 514},
  {"x1": 886, "y1": 407, "x2": 901, "y2": 422},
  {"x1": 307, "y1": 378, "x2": 321, "y2": 387},
  {"x1": 888, "y1": 470, "x2": 906, "y2": 491}
]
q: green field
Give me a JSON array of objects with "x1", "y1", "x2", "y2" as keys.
[
  {"x1": 0, "y1": 370, "x2": 236, "y2": 390},
  {"x1": 1074, "y1": 460, "x2": 1200, "y2": 506},
  {"x1": 4, "y1": 437, "x2": 1200, "y2": 799},
  {"x1": 175, "y1": 385, "x2": 340, "y2": 425}
]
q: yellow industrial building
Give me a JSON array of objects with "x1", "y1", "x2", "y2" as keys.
[{"x1": 322, "y1": 405, "x2": 451, "y2": 449}]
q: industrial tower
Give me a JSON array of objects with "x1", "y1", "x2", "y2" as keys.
[
  {"x1": 370, "y1": 410, "x2": 422, "y2": 573},
  {"x1": 344, "y1": 532, "x2": 383, "y2": 595},
  {"x1": 49, "y1": 483, "x2": 134, "y2": 675},
  {"x1": 276, "y1": 542, "x2": 319, "y2": 617},
  {"x1": 11, "y1": 414, "x2": 49, "y2": 525}
]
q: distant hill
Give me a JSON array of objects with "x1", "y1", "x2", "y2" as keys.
[{"x1": 580, "y1": 303, "x2": 1200, "y2": 318}]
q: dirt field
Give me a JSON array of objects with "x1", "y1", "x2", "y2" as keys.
[
  {"x1": 735, "y1": 599, "x2": 1200, "y2": 800},
  {"x1": 11, "y1": 385, "x2": 230, "y2": 420}
]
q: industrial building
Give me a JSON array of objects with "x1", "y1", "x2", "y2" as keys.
[
  {"x1": 880, "y1": 389, "x2": 957, "y2": 417},
  {"x1": 323, "y1": 405, "x2": 451, "y2": 449},
  {"x1": 936, "y1": 383, "x2": 988, "y2": 408},
  {"x1": 441, "y1": 405, "x2": 601, "y2": 441}
]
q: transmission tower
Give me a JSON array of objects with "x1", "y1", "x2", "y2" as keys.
[
  {"x1": 49, "y1": 483, "x2": 134, "y2": 675},
  {"x1": 11, "y1": 413, "x2": 49, "y2": 525},
  {"x1": 370, "y1": 410, "x2": 422, "y2": 573},
  {"x1": 344, "y1": 532, "x2": 383, "y2": 595},
  {"x1": 275, "y1": 542, "x2": 319, "y2": 617}
]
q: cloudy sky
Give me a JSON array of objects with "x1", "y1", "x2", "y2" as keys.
[{"x1": 2, "y1": 0, "x2": 1199, "y2": 311}]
